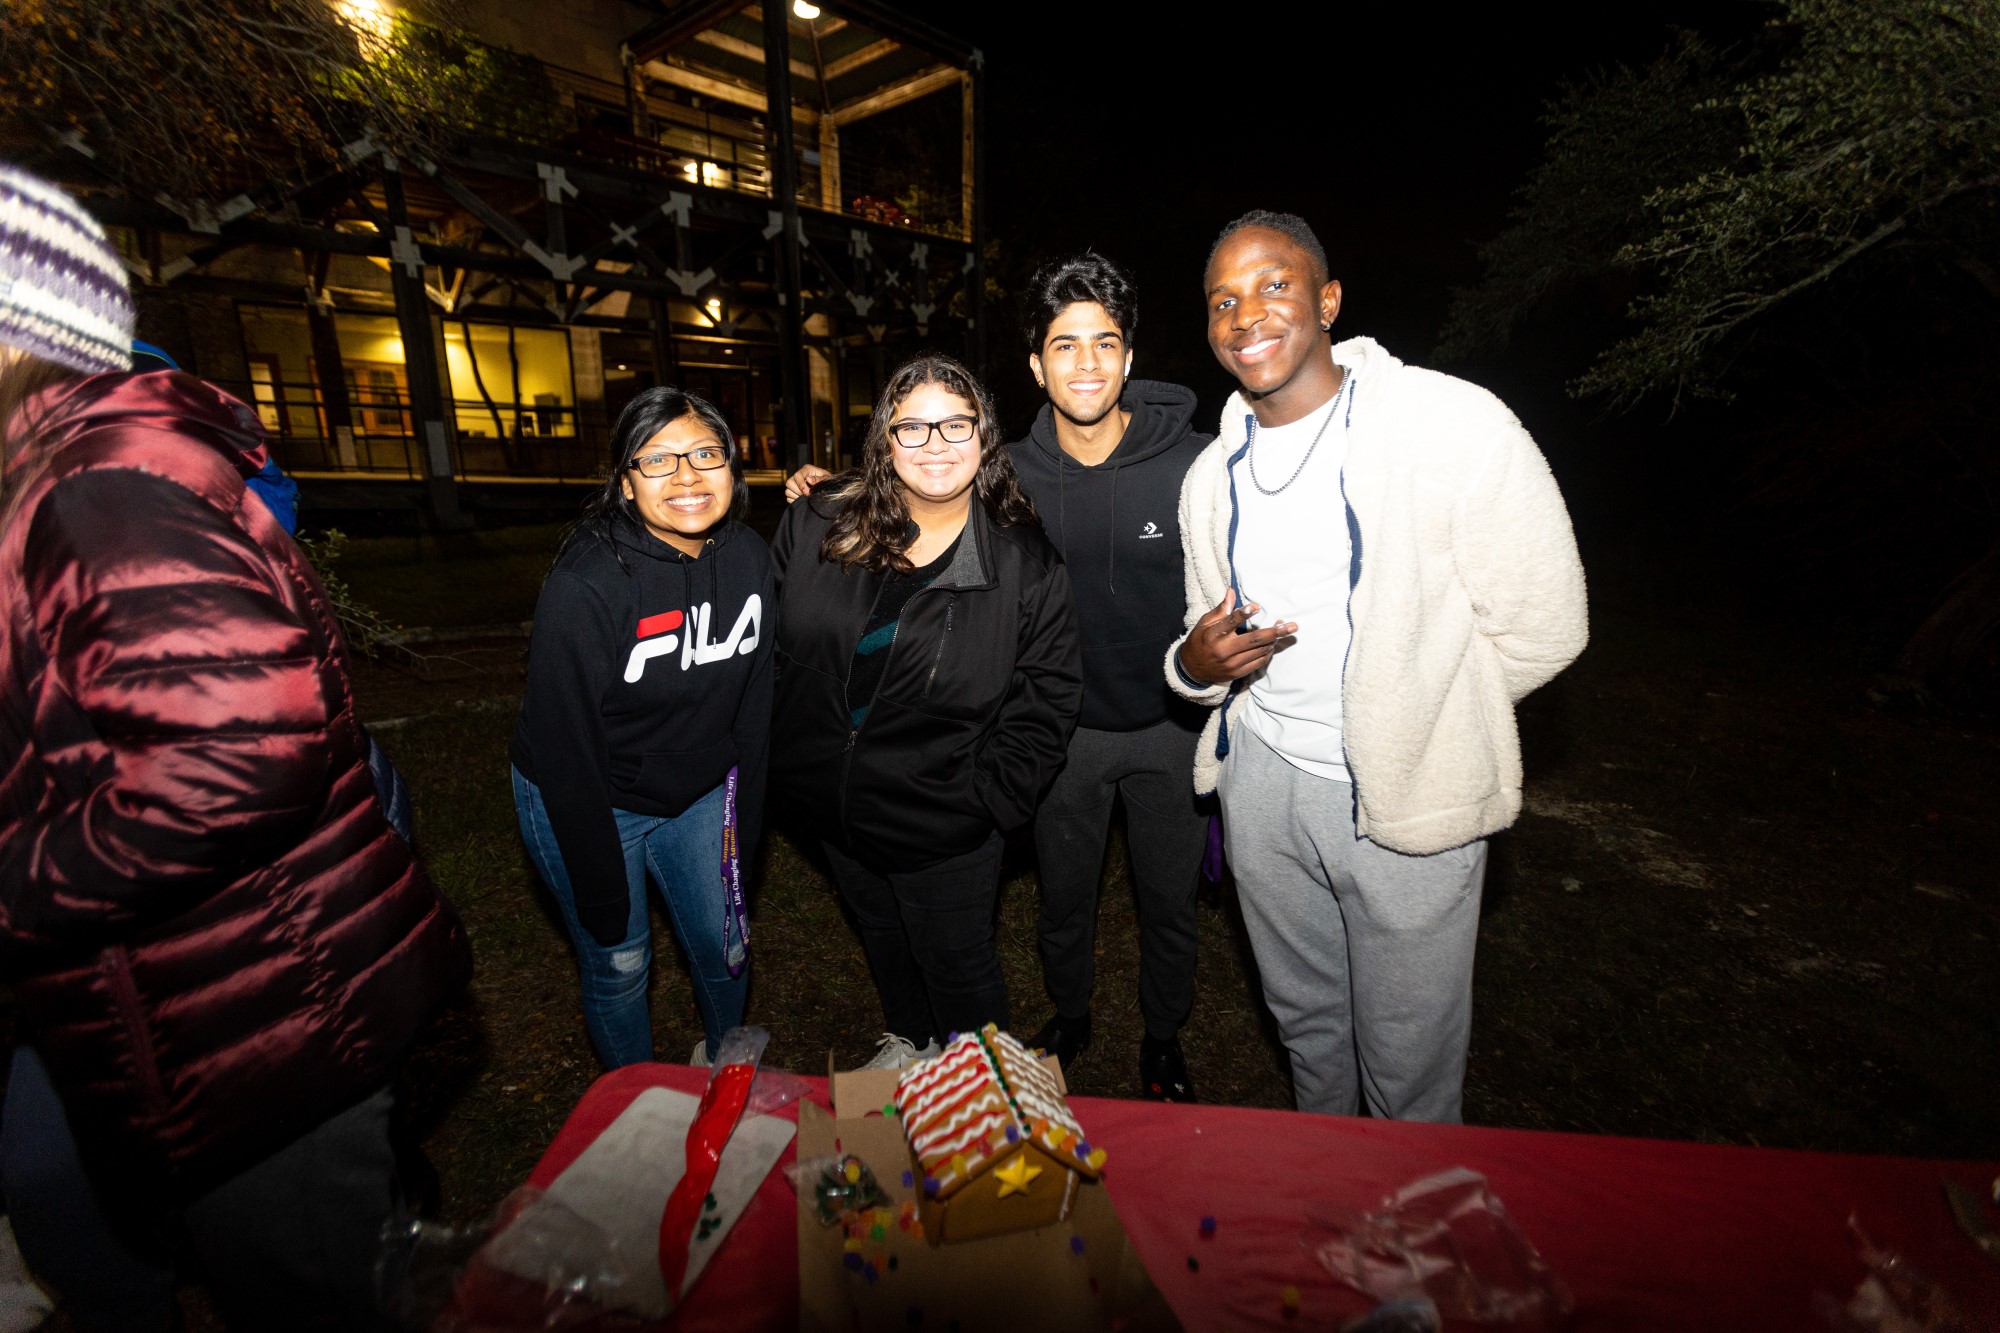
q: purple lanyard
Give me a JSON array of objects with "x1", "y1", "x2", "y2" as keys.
[{"x1": 721, "y1": 765, "x2": 749, "y2": 976}]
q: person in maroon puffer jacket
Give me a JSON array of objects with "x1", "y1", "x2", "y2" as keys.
[{"x1": 0, "y1": 165, "x2": 470, "y2": 1330}]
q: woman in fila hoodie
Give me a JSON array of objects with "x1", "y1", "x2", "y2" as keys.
[{"x1": 511, "y1": 387, "x2": 773, "y2": 1069}]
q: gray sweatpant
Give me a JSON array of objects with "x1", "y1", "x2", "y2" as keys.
[{"x1": 1218, "y1": 725, "x2": 1486, "y2": 1122}]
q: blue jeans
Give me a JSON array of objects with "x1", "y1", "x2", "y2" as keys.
[{"x1": 512, "y1": 768, "x2": 747, "y2": 1068}]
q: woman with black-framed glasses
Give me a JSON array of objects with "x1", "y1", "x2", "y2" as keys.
[
  {"x1": 511, "y1": 386, "x2": 773, "y2": 1069},
  {"x1": 770, "y1": 354, "x2": 1082, "y2": 1071}
]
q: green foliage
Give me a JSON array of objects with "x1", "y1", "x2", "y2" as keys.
[
  {"x1": 296, "y1": 527, "x2": 405, "y2": 659},
  {"x1": 1445, "y1": 0, "x2": 2000, "y2": 407},
  {"x1": 1437, "y1": 33, "x2": 1740, "y2": 363},
  {"x1": 0, "y1": 1, "x2": 536, "y2": 207},
  {"x1": 379, "y1": 19, "x2": 572, "y2": 149}
]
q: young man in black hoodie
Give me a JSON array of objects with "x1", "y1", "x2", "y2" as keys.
[
  {"x1": 786, "y1": 254, "x2": 1210, "y2": 1098},
  {"x1": 1008, "y1": 253, "x2": 1211, "y2": 1100}
]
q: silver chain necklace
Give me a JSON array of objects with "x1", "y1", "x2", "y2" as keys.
[{"x1": 1246, "y1": 372, "x2": 1350, "y2": 497}]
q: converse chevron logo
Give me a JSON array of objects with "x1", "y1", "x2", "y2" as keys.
[
  {"x1": 623, "y1": 596, "x2": 763, "y2": 682},
  {"x1": 1138, "y1": 520, "x2": 1164, "y2": 539}
]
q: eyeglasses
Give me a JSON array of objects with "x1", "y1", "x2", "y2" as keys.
[
  {"x1": 628, "y1": 445, "x2": 729, "y2": 477},
  {"x1": 890, "y1": 415, "x2": 978, "y2": 449}
]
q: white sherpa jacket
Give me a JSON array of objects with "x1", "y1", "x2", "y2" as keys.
[{"x1": 1164, "y1": 337, "x2": 1588, "y2": 855}]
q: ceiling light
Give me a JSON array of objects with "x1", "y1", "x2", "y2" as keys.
[
  {"x1": 793, "y1": 1, "x2": 821, "y2": 18},
  {"x1": 705, "y1": 297, "x2": 723, "y2": 320}
]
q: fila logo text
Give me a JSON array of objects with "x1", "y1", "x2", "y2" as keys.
[{"x1": 623, "y1": 595, "x2": 763, "y2": 682}]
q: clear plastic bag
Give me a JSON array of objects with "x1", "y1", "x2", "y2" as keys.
[
  {"x1": 1306, "y1": 1167, "x2": 1572, "y2": 1328},
  {"x1": 786, "y1": 1153, "x2": 893, "y2": 1226},
  {"x1": 376, "y1": 1186, "x2": 642, "y2": 1331},
  {"x1": 1340, "y1": 1297, "x2": 1444, "y2": 1333},
  {"x1": 377, "y1": 1030, "x2": 810, "y2": 1328},
  {"x1": 1818, "y1": 1216, "x2": 1978, "y2": 1333}
]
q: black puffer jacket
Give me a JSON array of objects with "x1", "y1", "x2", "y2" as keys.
[{"x1": 769, "y1": 494, "x2": 1082, "y2": 873}]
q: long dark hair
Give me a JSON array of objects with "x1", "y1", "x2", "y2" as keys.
[
  {"x1": 0, "y1": 351, "x2": 84, "y2": 528},
  {"x1": 567, "y1": 386, "x2": 745, "y2": 566},
  {"x1": 818, "y1": 354, "x2": 1037, "y2": 573}
]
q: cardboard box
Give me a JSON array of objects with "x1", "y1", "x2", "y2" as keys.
[{"x1": 797, "y1": 1059, "x2": 1177, "y2": 1332}]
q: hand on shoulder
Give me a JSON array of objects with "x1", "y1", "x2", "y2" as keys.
[{"x1": 784, "y1": 464, "x2": 832, "y2": 503}]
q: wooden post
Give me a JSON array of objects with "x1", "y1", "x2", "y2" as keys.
[
  {"x1": 764, "y1": 0, "x2": 813, "y2": 472},
  {"x1": 649, "y1": 293, "x2": 677, "y2": 387},
  {"x1": 968, "y1": 52, "x2": 988, "y2": 379},
  {"x1": 819, "y1": 118, "x2": 842, "y2": 211},
  {"x1": 381, "y1": 159, "x2": 467, "y2": 529}
]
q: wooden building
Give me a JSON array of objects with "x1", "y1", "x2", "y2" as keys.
[{"x1": 58, "y1": 0, "x2": 985, "y2": 525}]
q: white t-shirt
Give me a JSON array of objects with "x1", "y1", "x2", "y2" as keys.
[{"x1": 1227, "y1": 377, "x2": 1354, "y2": 782}]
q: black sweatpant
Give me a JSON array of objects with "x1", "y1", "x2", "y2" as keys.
[
  {"x1": 825, "y1": 831, "x2": 1009, "y2": 1045},
  {"x1": 1033, "y1": 718, "x2": 1207, "y2": 1040}
]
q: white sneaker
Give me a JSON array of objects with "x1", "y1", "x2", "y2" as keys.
[
  {"x1": 855, "y1": 1033, "x2": 940, "y2": 1072},
  {"x1": 690, "y1": 1039, "x2": 710, "y2": 1067}
]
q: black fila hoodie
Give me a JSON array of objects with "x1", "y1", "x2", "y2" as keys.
[
  {"x1": 1007, "y1": 379, "x2": 1212, "y2": 732},
  {"x1": 511, "y1": 514, "x2": 774, "y2": 944}
]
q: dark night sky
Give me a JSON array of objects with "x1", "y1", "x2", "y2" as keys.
[{"x1": 896, "y1": 2, "x2": 1769, "y2": 430}]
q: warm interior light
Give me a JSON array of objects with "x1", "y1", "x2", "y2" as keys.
[
  {"x1": 793, "y1": 1, "x2": 822, "y2": 18},
  {"x1": 705, "y1": 298, "x2": 723, "y2": 321}
]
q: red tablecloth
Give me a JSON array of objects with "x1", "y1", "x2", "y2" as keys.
[{"x1": 522, "y1": 1064, "x2": 2000, "y2": 1331}]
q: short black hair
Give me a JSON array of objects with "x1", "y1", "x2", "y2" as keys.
[
  {"x1": 1022, "y1": 251, "x2": 1136, "y2": 353},
  {"x1": 1207, "y1": 210, "x2": 1330, "y2": 287}
]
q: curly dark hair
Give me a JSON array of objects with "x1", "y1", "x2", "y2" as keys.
[
  {"x1": 1022, "y1": 250, "x2": 1136, "y2": 353},
  {"x1": 565, "y1": 386, "x2": 745, "y2": 570},
  {"x1": 1207, "y1": 209, "x2": 1331, "y2": 287},
  {"x1": 816, "y1": 353, "x2": 1038, "y2": 573}
]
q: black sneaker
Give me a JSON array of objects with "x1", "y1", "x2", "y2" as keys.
[
  {"x1": 1028, "y1": 1013, "x2": 1092, "y2": 1072},
  {"x1": 1140, "y1": 1034, "x2": 1195, "y2": 1102}
]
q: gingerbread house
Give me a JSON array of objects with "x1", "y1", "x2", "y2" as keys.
[{"x1": 893, "y1": 1024, "x2": 1107, "y2": 1245}]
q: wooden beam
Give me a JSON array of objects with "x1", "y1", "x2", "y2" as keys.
[
  {"x1": 626, "y1": 0, "x2": 753, "y2": 64},
  {"x1": 744, "y1": 5, "x2": 847, "y2": 39},
  {"x1": 805, "y1": 0, "x2": 972, "y2": 66},
  {"x1": 822, "y1": 36, "x2": 897, "y2": 81},
  {"x1": 645, "y1": 58, "x2": 819, "y2": 125},
  {"x1": 692, "y1": 27, "x2": 819, "y2": 83},
  {"x1": 827, "y1": 63, "x2": 960, "y2": 127}
]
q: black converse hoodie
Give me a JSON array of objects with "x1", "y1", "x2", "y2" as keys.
[
  {"x1": 511, "y1": 514, "x2": 774, "y2": 944},
  {"x1": 1007, "y1": 379, "x2": 1212, "y2": 732}
]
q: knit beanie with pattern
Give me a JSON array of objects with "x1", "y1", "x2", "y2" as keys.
[{"x1": 0, "y1": 165, "x2": 134, "y2": 375}]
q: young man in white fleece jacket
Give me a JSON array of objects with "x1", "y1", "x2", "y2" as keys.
[{"x1": 1169, "y1": 211, "x2": 1588, "y2": 1121}]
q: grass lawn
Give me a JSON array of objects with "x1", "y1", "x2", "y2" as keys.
[{"x1": 330, "y1": 518, "x2": 2000, "y2": 1231}]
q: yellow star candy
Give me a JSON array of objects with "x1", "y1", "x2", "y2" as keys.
[{"x1": 993, "y1": 1153, "x2": 1042, "y2": 1198}]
